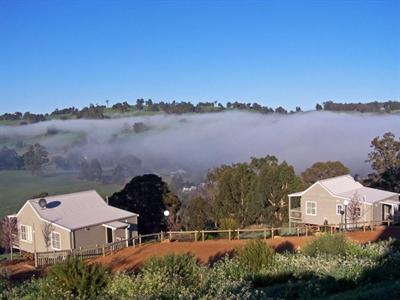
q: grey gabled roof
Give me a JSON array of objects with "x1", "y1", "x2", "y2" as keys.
[
  {"x1": 289, "y1": 175, "x2": 399, "y2": 203},
  {"x1": 27, "y1": 190, "x2": 137, "y2": 231},
  {"x1": 319, "y1": 175, "x2": 363, "y2": 194}
]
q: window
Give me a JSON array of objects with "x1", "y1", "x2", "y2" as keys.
[
  {"x1": 306, "y1": 201, "x2": 317, "y2": 216},
  {"x1": 20, "y1": 224, "x2": 32, "y2": 242},
  {"x1": 336, "y1": 204, "x2": 343, "y2": 215},
  {"x1": 51, "y1": 231, "x2": 61, "y2": 250},
  {"x1": 355, "y1": 207, "x2": 361, "y2": 217}
]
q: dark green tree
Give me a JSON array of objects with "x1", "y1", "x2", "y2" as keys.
[
  {"x1": 301, "y1": 161, "x2": 350, "y2": 186},
  {"x1": 207, "y1": 156, "x2": 304, "y2": 227},
  {"x1": 184, "y1": 196, "x2": 213, "y2": 230},
  {"x1": 80, "y1": 158, "x2": 102, "y2": 181},
  {"x1": 367, "y1": 132, "x2": 400, "y2": 174},
  {"x1": 22, "y1": 143, "x2": 49, "y2": 175},
  {"x1": 0, "y1": 146, "x2": 24, "y2": 170},
  {"x1": 109, "y1": 174, "x2": 181, "y2": 234}
]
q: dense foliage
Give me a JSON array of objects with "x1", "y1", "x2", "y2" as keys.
[
  {"x1": 365, "y1": 132, "x2": 400, "y2": 193},
  {"x1": 109, "y1": 174, "x2": 181, "y2": 234},
  {"x1": 323, "y1": 100, "x2": 400, "y2": 113},
  {"x1": 47, "y1": 258, "x2": 109, "y2": 299},
  {"x1": 302, "y1": 233, "x2": 357, "y2": 256},
  {"x1": 2, "y1": 236, "x2": 400, "y2": 299},
  {"x1": 301, "y1": 161, "x2": 350, "y2": 186},
  {"x1": 237, "y1": 239, "x2": 275, "y2": 273},
  {"x1": 205, "y1": 156, "x2": 304, "y2": 228}
]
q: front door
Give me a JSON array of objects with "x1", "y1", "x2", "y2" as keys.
[
  {"x1": 382, "y1": 204, "x2": 392, "y2": 221},
  {"x1": 106, "y1": 227, "x2": 113, "y2": 243}
]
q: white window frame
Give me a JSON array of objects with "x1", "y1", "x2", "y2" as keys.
[
  {"x1": 51, "y1": 231, "x2": 61, "y2": 250},
  {"x1": 305, "y1": 201, "x2": 317, "y2": 216},
  {"x1": 20, "y1": 224, "x2": 32, "y2": 243},
  {"x1": 336, "y1": 204, "x2": 343, "y2": 215}
]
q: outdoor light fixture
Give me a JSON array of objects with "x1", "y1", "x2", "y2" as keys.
[
  {"x1": 343, "y1": 200, "x2": 349, "y2": 231},
  {"x1": 163, "y1": 210, "x2": 170, "y2": 217}
]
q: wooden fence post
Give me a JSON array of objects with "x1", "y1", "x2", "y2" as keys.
[
  {"x1": 271, "y1": 227, "x2": 274, "y2": 239},
  {"x1": 330, "y1": 226, "x2": 333, "y2": 234},
  {"x1": 305, "y1": 226, "x2": 308, "y2": 237},
  {"x1": 228, "y1": 230, "x2": 231, "y2": 240},
  {"x1": 169, "y1": 231, "x2": 172, "y2": 241},
  {"x1": 79, "y1": 247, "x2": 82, "y2": 259},
  {"x1": 34, "y1": 252, "x2": 38, "y2": 268},
  {"x1": 237, "y1": 229, "x2": 240, "y2": 240},
  {"x1": 201, "y1": 230, "x2": 205, "y2": 242},
  {"x1": 194, "y1": 231, "x2": 198, "y2": 242},
  {"x1": 160, "y1": 231, "x2": 163, "y2": 242},
  {"x1": 139, "y1": 234, "x2": 142, "y2": 246}
]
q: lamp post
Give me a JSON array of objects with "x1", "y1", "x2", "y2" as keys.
[
  {"x1": 343, "y1": 200, "x2": 349, "y2": 231},
  {"x1": 340, "y1": 210, "x2": 345, "y2": 231},
  {"x1": 163, "y1": 209, "x2": 170, "y2": 229}
]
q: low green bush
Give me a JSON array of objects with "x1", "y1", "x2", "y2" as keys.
[
  {"x1": 47, "y1": 257, "x2": 109, "y2": 299},
  {"x1": 302, "y1": 233, "x2": 357, "y2": 256},
  {"x1": 237, "y1": 239, "x2": 275, "y2": 273}
]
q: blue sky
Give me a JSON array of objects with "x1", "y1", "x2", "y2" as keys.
[{"x1": 0, "y1": 0, "x2": 399, "y2": 113}]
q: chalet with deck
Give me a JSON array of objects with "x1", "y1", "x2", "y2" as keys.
[
  {"x1": 12, "y1": 190, "x2": 138, "y2": 253},
  {"x1": 288, "y1": 175, "x2": 400, "y2": 227}
]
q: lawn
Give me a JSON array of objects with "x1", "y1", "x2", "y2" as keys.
[{"x1": 0, "y1": 170, "x2": 122, "y2": 218}]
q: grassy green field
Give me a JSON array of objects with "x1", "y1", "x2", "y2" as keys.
[{"x1": 0, "y1": 170, "x2": 122, "y2": 218}]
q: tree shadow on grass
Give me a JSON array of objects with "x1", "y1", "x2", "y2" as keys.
[
  {"x1": 207, "y1": 250, "x2": 235, "y2": 266},
  {"x1": 274, "y1": 241, "x2": 296, "y2": 253}
]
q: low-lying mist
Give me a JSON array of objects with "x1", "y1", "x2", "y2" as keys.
[{"x1": 1, "y1": 111, "x2": 399, "y2": 179}]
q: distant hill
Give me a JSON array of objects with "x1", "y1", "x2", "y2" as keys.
[{"x1": 1, "y1": 99, "x2": 399, "y2": 126}]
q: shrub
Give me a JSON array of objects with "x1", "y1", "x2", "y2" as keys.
[
  {"x1": 219, "y1": 217, "x2": 239, "y2": 230},
  {"x1": 237, "y1": 240, "x2": 275, "y2": 273},
  {"x1": 130, "y1": 253, "x2": 201, "y2": 298},
  {"x1": 302, "y1": 233, "x2": 356, "y2": 257},
  {"x1": 140, "y1": 253, "x2": 199, "y2": 286},
  {"x1": 47, "y1": 257, "x2": 109, "y2": 299}
]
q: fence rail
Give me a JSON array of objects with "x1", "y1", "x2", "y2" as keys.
[
  {"x1": 35, "y1": 232, "x2": 161, "y2": 267},
  {"x1": 35, "y1": 220, "x2": 394, "y2": 267}
]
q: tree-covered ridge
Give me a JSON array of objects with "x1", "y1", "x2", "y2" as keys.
[
  {"x1": 0, "y1": 100, "x2": 297, "y2": 125},
  {"x1": 320, "y1": 100, "x2": 400, "y2": 113},
  {"x1": 2, "y1": 99, "x2": 399, "y2": 126}
]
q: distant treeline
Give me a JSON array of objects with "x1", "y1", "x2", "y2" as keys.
[
  {"x1": 318, "y1": 101, "x2": 400, "y2": 113},
  {"x1": 1, "y1": 99, "x2": 399, "y2": 125}
]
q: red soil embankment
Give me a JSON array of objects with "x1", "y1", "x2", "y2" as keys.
[{"x1": 94, "y1": 226, "x2": 400, "y2": 272}]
